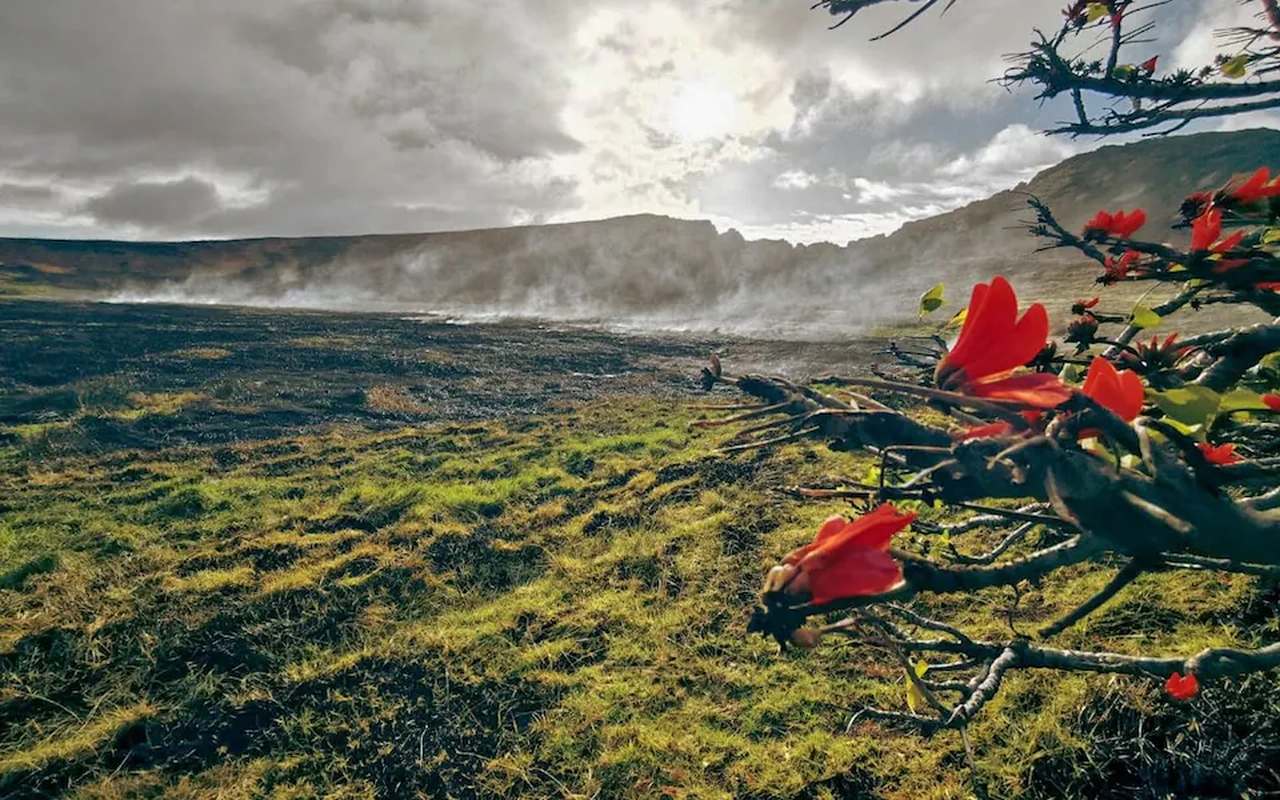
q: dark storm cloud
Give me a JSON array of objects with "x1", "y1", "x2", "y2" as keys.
[
  {"x1": 81, "y1": 177, "x2": 222, "y2": 228},
  {"x1": 0, "y1": 184, "x2": 59, "y2": 207},
  {"x1": 0, "y1": 0, "x2": 588, "y2": 238}
]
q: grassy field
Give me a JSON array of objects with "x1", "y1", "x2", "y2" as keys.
[{"x1": 1, "y1": 299, "x2": 1278, "y2": 799}]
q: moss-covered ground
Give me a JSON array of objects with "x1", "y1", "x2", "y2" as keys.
[{"x1": 1, "y1": 299, "x2": 1277, "y2": 799}]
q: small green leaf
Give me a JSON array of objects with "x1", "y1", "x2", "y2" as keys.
[
  {"x1": 1219, "y1": 389, "x2": 1270, "y2": 414},
  {"x1": 865, "y1": 465, "x2": 883, "y2": 485},
  {"x1": 1148, "y1": 385, "x2": 1222, "y2": 428},
  {"x1": 1221, "y1": 53, "x2": 1248, "y2": 79},
  {"x1": 1152, "y1": 417, "x2": 1205, "y2": 439},
  {"x1": 919, "y1": 283, "x2": 946, "y2": 317},
  {"x1": 1061, "y1": 364, "x2": 1083, "y2": 384},
  {"x1": 1130, "y1": 304, "x2": 1161, "y2": 329},
  {"x1": 905, "y1": 661, "x2": 928, "y2": 714}
]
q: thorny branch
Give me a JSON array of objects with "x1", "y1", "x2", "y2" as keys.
[{"x1": 811, "y1": 0, "x2": 1280, "y2": 136}]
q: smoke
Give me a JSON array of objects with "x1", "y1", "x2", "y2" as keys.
[{"x1": 103, "y1": 216, "x2": 926, "y2": 340}]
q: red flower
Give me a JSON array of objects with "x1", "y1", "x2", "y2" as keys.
[
  {"x1": 1081, "y1": 356, "x2": 1145, "y2": 421},
  {"x1": 1165, "y1": 672, "x2": 1199, "y2": 701},
  {"x1": 781, "y1": 505, "x2": 917, "y2": 605},
  {"x1": 1104, "y1": 250, "x2": 1141, "y2": 280},
  {"x1": 1264, "y1": 393, "x2": 1280, "y2": 411},
  {"x1": 935, "y1": 277, "x2": 1073, "y2": 409},
  {"x1": 1084, "y1": 208, "x2": 1147, "y2": 239},
  {"x1": 1190, "y1": 207, "x2": 1246, "y2": 254},
  {"x1": 1226, "y1": 167, "x2": 1280, "y2": 205},
  {"x1": 1140, "y1": 55, "x2": 1158, "y2": 74},
  {"x1": 1198, "y1": 442, "x2": 1242, "y2": 465}
]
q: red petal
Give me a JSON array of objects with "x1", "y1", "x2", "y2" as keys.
[
  {"x1": 1198, "y1": 442, "x2": 1242, "y2": 465},
  {"x1": 785, "y1": 515, "x2": 848, "y2": 565},
  {"x1": 939, "y1": 279, "x2": 1009, "y2": 382},
  {"x1": 1264, "y1": 394, "x2": 1280, "y2": 411},
  {"x1": 814, "y1": 515, "x2": 849, "y2": 546},
  {"x1": 1116, "y1": 369, "x2": 1146, "y2": 420},
  {"x1": 1213, "y1": 230, "x2": 1246, "y2": 253},
  {"x1": 1192, "y1": 209, "x2": 1221, "y2": 252},
  {"x1": 1230, "y1": 167, "x2": 1270, "y2": 204},
  {"x1": 841, "y1": 504, "x2": 917, "y2": 552},
  {"x1": 1083, "y1": 356, "x2": 1144, "y2": 421},
  {"x1": 791, "y1": 505, "x2": 915, "y2": 568},
  {"x1": 962, "y1": 299, "x2": 1050, "y2": 382},
  {"x1": 1165, "y1": 672, "x2": 1199, "y2": 700},
  {"x1": 807, "y1": 548, "x2": 904, "y2": 605},
  {"x1": 970, "y1": 372, "x2": 1074, "y2": 408},
  {"x1": 1116, "y1": 209, "x2": 1147, "y2": 238},
  {"x1": 955, "y1": 421, "x2": 1016, "y2": 441},
  {"x1": 1085, "y1": 210, "x2": 1113, "y2": 234}
]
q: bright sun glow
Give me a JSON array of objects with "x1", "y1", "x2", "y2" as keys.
[{"x1": 664, "y1": 80, "x2": 740, "y2": 143}]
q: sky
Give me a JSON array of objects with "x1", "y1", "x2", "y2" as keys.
[{"x1": 0, "y1": 0, "x2": 1273, "y2": 245}]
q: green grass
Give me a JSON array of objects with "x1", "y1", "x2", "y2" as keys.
[{"x1": 0, "y1": 396, "x2": 1277, "y2": 798}]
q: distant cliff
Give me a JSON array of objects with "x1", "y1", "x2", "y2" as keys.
[{"x1": 1, "y1": 128, "x2": 1277, "y2": 338}]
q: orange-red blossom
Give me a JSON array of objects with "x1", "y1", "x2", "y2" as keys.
[
  {"x1": 1227, "y1": 167, "x2": 1280, "y2": 206},
  {"x1": 1084, "y1": 208, "x2": 1147, "y2": 239},
  {"x1": 1191, "y1": 207, "x2": 1246, "y2": 256},
  {"x1": 935, "y1": 277, "x2": 1074, "y2": 409},
  {"x1": 772, "y1": 505, "x2": 917, "y2": 606},
  {"x1": 1104, "y1": 250, "x2": 1141, "y2": 281},
  {"x1": 1081, "y1": 356, "x2": 1145, "y2": 421},
  {"x1": 1165, "y1": 672, "x2": 1199, "y2": 701},
  {"x1": 1198, "y1": 442, "x2": 1242, "y2": 465}
]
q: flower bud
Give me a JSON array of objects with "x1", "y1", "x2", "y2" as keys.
[{"x1": 790, "y1": 628, "x2": 823, "y2": 649}]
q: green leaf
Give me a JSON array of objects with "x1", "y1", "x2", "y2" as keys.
[
  {"x1": 1060, "y1": 363, "x2": 1083, "y2": 384},
  {"x1": 1130, "y1": 304, "x2": 1161, "y2": 329},
  {"x1": 1222, "y1": 53, "x2": 1248, "y2": 79},
  {"x1": 1219, "y1": 389, "x2": 1270, "y2": 414},
  {"x1": 1152, "y1": 417, "x2": 1205, "y2": 439},
  {"x1": 1148, "y1": 386, "x2": 1222, "y2": 428},
  {"x1": 905, "y1": 660, "x2": 929, "y2": 714},
  {"x1": 919, "y1": 283, "x2": 946, "y2": 317},
  {"x1": 864, "y1": 465, "x2": 883, "y2": 485}
]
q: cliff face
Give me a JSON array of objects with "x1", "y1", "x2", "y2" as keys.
[
  {"x1": 0, "y1": 128, "x2": 1276, "y2": 336},
  {"x1": 857, "y1": 129, "x2": 1280, "y2": 295}
]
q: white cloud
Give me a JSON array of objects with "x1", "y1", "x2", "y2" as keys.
[
  {"x1": 1171, "y1": 1, "x2": 1263, "y2": 72},
  {"x1": 773, "y1": 170, "x2": 821, "y2": 190}
]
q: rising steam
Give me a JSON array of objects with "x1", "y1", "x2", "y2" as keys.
[{"x1": 104, "y1": 216, "x2": 930, "y2": 340}]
